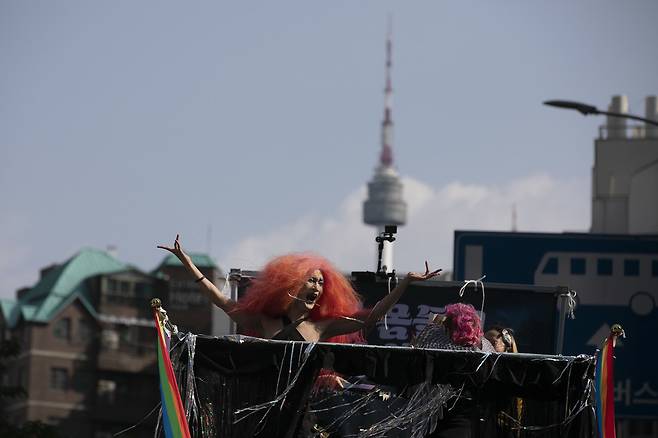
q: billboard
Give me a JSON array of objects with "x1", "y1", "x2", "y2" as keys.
[
  {"x1": 351, "y1": 273, "x2": 562, "y2": 354},
  {"x1": 453, "y1": 230, "x2": 658, "y2": 418}
]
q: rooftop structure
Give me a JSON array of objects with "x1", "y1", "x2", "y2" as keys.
[{"x1": 591, "y1": 95, "x2": 658, "y2": 234}]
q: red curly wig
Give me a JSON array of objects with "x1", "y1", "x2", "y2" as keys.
[
  {"x1": 444, "y1": 303, "x2": 483, "y2": 347},
  {"x1": 232, "y1": 253, "x2": 364, "y2": 343}
]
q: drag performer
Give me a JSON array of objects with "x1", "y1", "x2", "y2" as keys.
[{"x1": 158, "y1": 234, "x2": 440, "y2": 343}]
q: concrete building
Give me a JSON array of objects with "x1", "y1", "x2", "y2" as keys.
[
  {"x1": 591, "y1": 95, "x2": 658, "y2": 234},
  {"x1": 0, "y1": 248, "x2": 221, "y2": 437},
  {"x1": 362, "y1": 28, "x2": 407, "y2": 272}
]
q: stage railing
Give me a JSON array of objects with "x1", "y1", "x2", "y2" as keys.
[{"x1": 158, "y1": 334, "x2": 596, "y2": 438}]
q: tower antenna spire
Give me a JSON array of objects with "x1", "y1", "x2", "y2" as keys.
[
  {"x1": 363, "y1": 18, "x2": 407, "y2": 272},
  {"x1": 380, "y1": 15, "x2": 394, "y2": 167}
]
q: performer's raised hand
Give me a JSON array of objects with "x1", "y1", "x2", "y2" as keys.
[
  {"x1": 329, "y1": 262, "x2": 443, "y2": 335},
  {"x1": 406, "y1": 261, "x2": 442, "y2": 282},
  {"x1": 157, "y1": 234, "x2": 188, "y2": 261},
  {"x1": 157, "y1": 234, "x2": 245, "y2": 319}
]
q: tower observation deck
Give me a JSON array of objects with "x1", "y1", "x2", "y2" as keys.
[{"x1": 362, "y1": 25, "x2": 407, "y2": 270}]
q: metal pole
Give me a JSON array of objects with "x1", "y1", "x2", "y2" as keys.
[
  {"x1": 229, "y1": 269, "x2": 241, "y2": 335},
  {"x1": 555, "y1": 285, "x2": 569, "y2": 355}
]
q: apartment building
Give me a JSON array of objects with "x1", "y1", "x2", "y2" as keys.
[{"x1": 0, "y1": 248, "x2": 221, "y2": 437}]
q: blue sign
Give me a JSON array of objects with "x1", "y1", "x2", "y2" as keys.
[{"x1": 453, "y1": 230, "x2": 658, "y2": 418}]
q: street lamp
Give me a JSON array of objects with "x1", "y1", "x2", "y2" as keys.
[{"x1": 544, "y1": 99, "x2": 658, "y2": 127}]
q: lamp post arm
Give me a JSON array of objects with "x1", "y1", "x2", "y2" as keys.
[
  {"x1": 544, "y1": 99, "x2": 658, "y2": 127},
  {"x1": 596, "y1": 110, "x2": 658, "y2": 127}
]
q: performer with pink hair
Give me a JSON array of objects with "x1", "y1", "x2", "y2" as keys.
[
  {"x1": 412, "y1": 303, "x2": 493, "y2": 438},
  {"x1": 413, "y1": 303, "x2": 494, "y2": 352},
  {"x1": 158, "y1": 234, "x2": 440, "y2": 343}
]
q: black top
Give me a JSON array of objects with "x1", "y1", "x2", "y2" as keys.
[{"x1": 272, "y1": 316, "x2": 307, "y2": 341}]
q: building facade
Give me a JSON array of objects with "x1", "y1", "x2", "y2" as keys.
[
  {"x1": 0, "y1": 248, "x2": 221, "y2": 437},
  {"x1": 591, "y1": 95, "x2": 658, "y2": 234}
]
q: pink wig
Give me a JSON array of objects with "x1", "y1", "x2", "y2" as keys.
[
  {"x1": 444, "y1": 303, "x2": 483, "y2": 347},
  {"x1": 233, "y1": 253, "x2": 364, "y2": 343}
]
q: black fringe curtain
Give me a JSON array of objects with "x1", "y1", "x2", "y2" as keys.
[{"x1": 157, "y1": 334, "x2": 596, "y2": 438}]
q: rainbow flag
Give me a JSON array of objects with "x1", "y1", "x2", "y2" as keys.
[
  {"x1": 594, "y1": 333, "x2": 616, "y2": 438},
  {"x1": 154, "y1": 308, "x2": 191, "y2": 438}
]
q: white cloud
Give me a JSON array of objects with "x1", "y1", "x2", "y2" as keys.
[
  {"x1": 220, "y1": 186, "x2": 374, "y2": 272},
  {"x1": 220, "y1": 173, "x2": 590, "y2": 275}
]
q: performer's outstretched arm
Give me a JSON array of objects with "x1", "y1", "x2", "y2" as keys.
[
  {"x1": 321, "y1": 263, "x2": 441, "y2": 340},
  {"x1": 157, "y1": 235, "x2": 259, "y2": 330},
  {"x1": 363, "y1": 263, "x2": 441, "y2": 327}
]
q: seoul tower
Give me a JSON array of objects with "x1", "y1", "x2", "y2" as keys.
[{"x1": 362, "y1": 23, "x2": 407, "y2": 272}]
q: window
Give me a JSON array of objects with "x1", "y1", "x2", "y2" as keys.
[
  {"x1": 78, "y1": 319, "x2": 92, "y2": 342},
  {"x1": 101, "y1": 329, "x2": 119, "y2": 350},
  {"x1": 597, "y1": 258, "x2": 613, "y2": 276},
  {"x1": 107, "y1": 279, "x2": 118, "y2": 292},
  {"x1": 134, "y1": 282, "x2": 151, "y2": 297},
  {"x1": 624, "y1": 259, "x2": 640, "y2": 277},
  {"x1": 97, "y1": 379, "x2": 117, "y2": 404},
  {"x1": 120, "y1": 281, "x2": 130, "y2": 294},
  {"x1": 570, "y1": 258, "x2": 586, "y2": 275},
  {"x1": 50, "y1": 368, "x2": 68, "y2": 390},
  {"x1": 53, "y1": 318, "x2": 71, "y2": 340},
  {"x1": 120, "y1": 326, "x2": 136, "y2": 347},
  {"x1": 542, "y1": 257, "x2": 558, "y2": 274}
]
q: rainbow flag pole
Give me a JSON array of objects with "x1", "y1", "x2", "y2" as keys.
[
  {"x1": 151, "y1": 298, "x2": 191, "y2": 438},
  {"x1": 594, "y1": 323, "x2": 625, "y2": 438}
]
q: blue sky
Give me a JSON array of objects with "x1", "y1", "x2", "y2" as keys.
[{"x1": 1, "y1": 1, "x2": 657, "y2": 298}]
